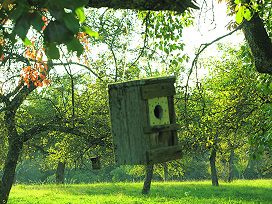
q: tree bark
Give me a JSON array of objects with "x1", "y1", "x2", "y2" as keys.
[
  {"x1": 242, "y1": 13, "x2": 272, "y2": 75},
  {"x1": 228, "y1": 148, "x2": 235, "y2": 183},
  {"x1": 0, "y1": 112, "x2": 23, "y2": 204},
  {"x1": 0, "y1": 84, "x2": 37, "y2": 204},
  {"x1": 142, "y1": 164, "x2": 153, "y2": 195},
  {"x1": 209, "y1": 149, "x2": 219, "y2": 186},
  {"x1": 163, "y1": 163, "x2": 169, "y2": 182},
  {"x1": 0, "y1": 139, "x2": 23, "y2": 204},
  {"x1": 55, "y1": 161, "x2": 66, "y2": 185},
  {"x1": 87, "y1": 0, "x2": 199, "y2": 13}
]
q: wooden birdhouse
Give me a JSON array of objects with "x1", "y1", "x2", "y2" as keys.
[
  {"x1": 90, "y1": 157, "x2": 101, "y2": 170},
  {"x1": 108, "y1": 76, "x2": 182, "y2": 165}
]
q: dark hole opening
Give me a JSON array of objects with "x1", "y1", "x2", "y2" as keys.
[{"x1": 154, "y1": 105, "x2": 163, "y2": 120}]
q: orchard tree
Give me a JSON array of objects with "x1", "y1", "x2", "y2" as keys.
[{"x1": 177, "y1": 41, "x2": 272, "y2": 186}]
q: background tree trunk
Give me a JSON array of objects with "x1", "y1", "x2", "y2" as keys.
[
  {"x1": 163, "y1": 163, "x2": 169, "y2": 182},
  {"x1": 142, "y1": 164, "x2": 153, "y2": 195},
  {"x1": 228, "y1": 148, "x2": 235, "y2": 183},
  {"x1": 209, "y1": 149, "x2": 219, "y2": 186},
  {"x1": 55, "y1": 161, "x2": 66, "y2": 185}
]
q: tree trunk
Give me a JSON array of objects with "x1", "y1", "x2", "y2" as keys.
[
  {"x1": 142, "y1": 164, "x2": 153, "y2": 195},
  {"x1": 55, "y1": 161, "x2": 66, "y2": 185},
  {"x1": 0, "y1": 139, "x2": 23, "y2": 204},
  {"x1": 209, "y1": 149, "x2": 219, "y2": 186},
  {"x1": 0, "y1": 112, "x2": 23, "y2": 204},
  {"x1": 163, "y1": 163, "x2": 169, "y2": 182},
  {"x1": 228, "y1": 148, "x2": 235, "y2": 183},
  {"x1": 242, "y1": 13, "x2": 272, "y2": 75}
]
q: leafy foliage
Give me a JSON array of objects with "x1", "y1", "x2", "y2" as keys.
[{"x1": 0, "y1": 0, "x2": 98, "y2": 60}]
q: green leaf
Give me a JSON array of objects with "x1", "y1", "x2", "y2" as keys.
[
  {"x1": 82, "y1": 26, "x2": 99, "y2": 38},
  {"x1": 264, "y1": 86, "x2": 270, "y2": 96},
  {"x1": 22, "y1": 37, "x2": 34, "y2": 47},
  {"x1": 244, "y1": 9, "x2": 252, "y2": 21},
  {"x1": 269, "y1": 83, "x2": 272, "y2": 91},
  {"x1": 235, "y1": 4, "x2": 240, "y2": 12},
  {"x1": 64, "y1": 13, "x2": 80, "y2": 34},
  {"x1": 47, "y1": 21, "x2": 69, "y2": 44},
  {"x1": 0, "y1": 45, "x2": 2, "y2": 57},
  {"x1": 235, "y1": 10, "x2": 243, "y2": 24},
  {"x1": 172, "y1": 60, "x2": 178, "y2": 67},
  {"x1": 48, "y1": 4, "x2": 63, "y2": 21},
  {"x1": 159, "y1": 45, "x2": 163, "y2": 51},
  {"x1": 75, "y1": 7, "x2": 85, "y2": 23},
  {"x1": 177, "y1": 57, "x2": 183, "y2": 63},
  {"x1": 30, "y1": 13, "x2": 44, "y2": 31},
  {"x1": 10, "y1": 3, "x2": 24, "y2": 20},
  {"x1": 47, "y1": 41, "x2": 60, "y2": 59},
  {"x1": 67, "y1": 37, "x2": 84, "y2": 57},
  {"x1": 14, "y1": 16, "x2": 30, "y2": 39},
  {"x1": 226, "y1": 6, "x2": 231, "y2": 14}
]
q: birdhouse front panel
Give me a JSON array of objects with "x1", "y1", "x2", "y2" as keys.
[{"x1": 148, "y1": 97, "x2": 170, "y2": 126}]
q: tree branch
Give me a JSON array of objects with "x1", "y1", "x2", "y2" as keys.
[
  {"x1": 128, "y1": 11, "x2": 150, "y2": 70},
  {"x1": 87, "y1": 0, "x2": 199, "y2": 13},
  {"x1": 183, "y1": 22, "x2": 244, "y2": 130},
  {"x1": 53, "y1": 62, "x2": 104, "y2": 81},
  {"x1": 21, "y1": 123, "x2": 105, "y2": 146}
]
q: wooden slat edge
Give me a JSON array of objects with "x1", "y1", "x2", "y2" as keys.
[
  {"x1": 147, "y1": 145, "x2": 183, "y2": 164},
  {"x1": 144, "y1": 123, "x2": 179, "y2": 134},
  {"x1": 142, "y1": 83, "x2": 176, "y2": 99}
]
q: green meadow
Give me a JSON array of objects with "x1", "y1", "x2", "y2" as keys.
[{"x1": 9, "y1": 179, "x2": 272, "y2": 203}]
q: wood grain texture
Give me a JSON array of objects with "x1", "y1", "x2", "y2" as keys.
[
  {"x1": 147, "y1": 145, "x2": 183, "y2": 164},
  {"x1": 144, "y1": 123, "x2": 179, "y2": 134},
  {"x1": 109, "y1": 85, "x2": 147, "y2": 165},
  {"x1": 142, "y1": 83, "x2": 175, "y2": 99}
]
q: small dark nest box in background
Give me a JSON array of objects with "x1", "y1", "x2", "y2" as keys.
[{"x1": 90, "y1": 157, "x2": 101, "y2": 170}]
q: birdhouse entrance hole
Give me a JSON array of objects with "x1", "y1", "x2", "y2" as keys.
[{"x1": 154, "y1": 105, "x2": 163, "y2": 119}]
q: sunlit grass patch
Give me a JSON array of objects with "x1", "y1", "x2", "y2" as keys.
[{"x1": 9, "y1": 179, "x2": 272, "y2": 203}]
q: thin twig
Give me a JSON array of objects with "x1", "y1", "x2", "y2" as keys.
[
  {"x1": 53, "y1": 62, "x2": 103, "y2": 81},
  {"x1": 128, "y1": 11, "x2": 150, "y2": 70}
]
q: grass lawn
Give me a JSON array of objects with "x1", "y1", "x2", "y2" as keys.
[{"x1": 9, "y1": 179, "x2": 272, "y2": 203}]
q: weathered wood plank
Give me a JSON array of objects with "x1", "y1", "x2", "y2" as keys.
[
  {"x1": 147, "y1": 145, "x2": 183, "y2": 164},
  {"x1": 142, "y1": 83, "x2": 176, "y2": 99},
  {"x1": 144, "y1": 123, "x2": 179, "y2": 134},
  {"x1": 108, "y1": 76, "x2": 176, "y2": 89},
  {"x1": 148, "y1": 131, "x2": 173, "y2": 149},
  {"x1": 108, "y1": 87, "x2": 131, "y2": 165},
  {"x1": 167, "y1": 96, "x2": 178, "y2": 145},
  {"x1": 125, "y1": 85, "x2": 147, "y2": 164}
]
